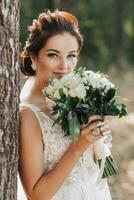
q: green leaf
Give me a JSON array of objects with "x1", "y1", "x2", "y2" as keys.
[
  {"x1": 61, "y1": 117, "x2": 69, "y2": 136},
  {"x1": 75, "y1": 103, "x2": 90, "y2": 114},
  {"x1": 76, "y1": 103, "x2": 89, "y2": 110},
  {"x1": 79, "y1": 113, "x2": 88, "y2": 125},
  {"x1": 119, "y1": 104, "x2": 128, "y2": 118},
  {"x1": 106, "y1": 88, "x2": 116, "y2": 102},
  {"x1": 59, "y1": 88, "x2": 66, "y2": 98},
  {"x1": 68, "y1": 111, "x2": 80, "y2": 143}
]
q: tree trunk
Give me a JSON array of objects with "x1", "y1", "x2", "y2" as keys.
[
  {"x1": 115, "y1": 0, "x2": 126, "y2": 68},
  {"x1": 60, "y1": 0, "x2": 80, "y2": 15},
  {"x1": 0, "y1": 0, "x2": 20, "y2": 199}
]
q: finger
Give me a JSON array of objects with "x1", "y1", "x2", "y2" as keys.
[
  {"x1": 97, "y1": 123, "x2": 109, "y2": 136},
  {"x1": 84, "y1": 122, "x2": 98, "y2": 134},
  {"x1": 96, "y1": 121, "x2": 105, "y2": 128},
  {"x1": 104, "y1": 134, "x2": 112, "y2": 144},
  {"x1": 92, "y1": 128, "x2": 100, "y2": 136},
  {"x1": 102, "y1": 129, "x2": 111, "y2": 136},
  {"x1": 80, "y1": 124, "x2": 86, "y2": 130},
  {"x1": 88, "y1": 115, "x2": 102, "y2": 124},
  {"x1": 100, "y1": 119, "x2": 109, "y2": 126},
  {"x1": 95, "y1": 134, "x2": 103, "y2": 140},
  {"x1": 104, "y1": 119, "x2": 110, "y2": 126},
  {"x1": 99, "y1": 124, "x2": 109, "y2": 132},
  {"x1": 87, "y1": 132, "x2": 102, "y2": 141}
]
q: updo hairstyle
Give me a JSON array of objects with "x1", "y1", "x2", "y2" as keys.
[{"x1": 20, "y1": 10, "x2": 83, "y2": 76}]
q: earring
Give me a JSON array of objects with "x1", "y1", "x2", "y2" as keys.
[{"x1": 31, "y1": 63, "x2": 36, "y2": 71}]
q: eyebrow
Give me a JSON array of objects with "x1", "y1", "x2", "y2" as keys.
[{"x1": 46, "y1": 49, "x2": 77, "y2": 53}]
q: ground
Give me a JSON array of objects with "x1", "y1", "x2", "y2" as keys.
[{"x1": 107, "y1": 68, "x2": 134, "y2": 200}]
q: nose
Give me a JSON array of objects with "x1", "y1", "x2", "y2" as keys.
[{"x1": 58, "y1": 58, "x2": 68, "y2": 71}]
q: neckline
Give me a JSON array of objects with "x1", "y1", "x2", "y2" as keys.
[{"x1": 20, "y1": 102, "x2": 60, "y2": 125}]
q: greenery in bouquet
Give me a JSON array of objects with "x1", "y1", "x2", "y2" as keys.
[
  {"x1": 43, "y1": 67, "x2": 127, "y2": 139},
  {"x1": 43, "y1": 67, "x2": 128, "y2": 179}
]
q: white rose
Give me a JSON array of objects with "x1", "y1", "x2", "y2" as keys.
[
  {"x1": 45, "y1": 97, "x2": 56, "y2": 108},
  {"x1": 68, "y1": 88, "x2": 77, "y2": 98},
  {"x1": 53, "y1": 81, "x2": 62, "y2": 91},
  {"x1": 76, "y1": 83, "x2": 87, "y2": 99},
  {"x1": 53, "y1": 89, "x2": 60, "y2": 99},
  {"x1": 59, "y1": 73, "x2": 74, "y2": 86},
  {"x1": 63, "y1": 87, "x2": 69, "y2": 96},
  {"x1": 110, "y1": 83, "x2": 115, "y2": 88},
  {"x1": 84, "y1": 70, "x2": 94, "y2": 76},
  {"x1": 45, "y1": 85, "x2": 54, "y2": 96},
  {"x1": 66, "y1": 74, "x2": 81, "y2": 88},
  {"x1": 69, "y1": 83, "x2": 86, "y2": 99}
]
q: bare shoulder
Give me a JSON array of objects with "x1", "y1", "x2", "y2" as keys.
[
  {"x1": 19, "y1": 106, "x2": 44, "y2": 198},
  {"x1": 19, "y1": 106, "x2": 43, "y2": 143},
  {"x1": 19, "y1": 105, "x2": 38, "y2": 124}
]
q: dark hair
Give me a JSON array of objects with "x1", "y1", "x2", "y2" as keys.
[{"x1": 20, "y1": 9, "x2": 83, "y2": 76}]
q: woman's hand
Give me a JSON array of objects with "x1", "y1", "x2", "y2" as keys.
[
  {"x1": 74, "y1": 115, "x2": 112, "y2": 154},
  {"x1": 100, "y1": 118, "x2": 112, "y2": 147}
]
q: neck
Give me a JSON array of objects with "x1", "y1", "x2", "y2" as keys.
[{"x1": 29, "y1": 76, "x2": 48, "y2": 104}]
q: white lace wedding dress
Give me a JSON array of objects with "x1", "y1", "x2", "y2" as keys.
[{"x1": 18, "y1": 102, "x2": 112, "y2": 200}]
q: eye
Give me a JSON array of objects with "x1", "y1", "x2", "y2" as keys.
[
  {"x1": 68, "y1": 54, "x2": 77, "y2": 59},
  {"x1": 47, "y1": 53, "x2": 58, "y2": 58}
]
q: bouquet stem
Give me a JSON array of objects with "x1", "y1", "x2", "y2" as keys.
[
  {"x1": 98, "y1": 155, "x2": 120, "y2": 178},
  {"x1": 94, "y1": 138, "x2": 120, "y2": 179}
]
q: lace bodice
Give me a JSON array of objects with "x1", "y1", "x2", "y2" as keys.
[
  {"x1": 19, "y1": 102, "x2": 112, "y2": 200},
  {"x1": 20, "y1": 103, "x2": 96, "y2": 181}
]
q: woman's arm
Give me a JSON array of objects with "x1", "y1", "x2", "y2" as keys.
[{"x1": 19, "y1": 108, "x2": 103, "y2": 200}]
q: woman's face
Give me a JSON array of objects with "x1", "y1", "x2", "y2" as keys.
[{"x1": 31, "y1": 32, "x2": 79, "y2": 84}]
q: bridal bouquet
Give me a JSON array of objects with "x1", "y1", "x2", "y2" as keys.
[{"x1": 43, "y1": 67, "x2": 127, "y2": 179}]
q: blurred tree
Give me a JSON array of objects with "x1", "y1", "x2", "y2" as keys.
[
  {"x1": 0, "y1": 0, "x2": 20, "y2": 199},
  {"x1": 20, "y1": 0, "x2": 134, "y2": 68},
  {"x1": 20, "y1": 0, "x2": 46, "y2": 46},
  {"x1": 115, "y1": 0, "x2": 126, "y2": 68},
  {"x1": 78, "y1": 0, "x2": 116, "y2": 69},
  {"x1": 46, "y1": 0, "x2": 56, "y2": 10},
  {"x1": 20, "y1": 0, "x2": 33, "y2": 47},
  {"x1": 124, "y1": 0, "x2": 134, "y2": 64},
  {"x1": 59, "y1": 0, "x2": 80, "y2": 15}
]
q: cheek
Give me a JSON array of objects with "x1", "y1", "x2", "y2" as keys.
[
  {"x1": 70, "y1": 57, "x2": 77, "y2": 65},
  {"x1": 73, "y1": 58, "x2": 78, "y2": 66},
  {"x1": 39, "y1": 58, "x2": 57, "y2": 72},
  {"x1": 68, "y1": 65, "x2": 75, "y2": 73},
  {"x1": 68, "y1": 58, "x2": 78, "y2": 71}
]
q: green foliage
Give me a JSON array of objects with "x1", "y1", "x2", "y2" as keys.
[
  {"x1": 124, "y1": 0, "x2": 134, "y2": 63},
  {"x1": 20, "y1": 0, "x2": 46, "y2": 47},
  {"x1": 98, "y1": 155, "x2": 120, "y2": 178},
  {"x1": 68, "y1": 111, "x2": 80, "y2": 143},
  {"x1": 77, "y1": 0, "x2": 116, "y2": 67},
  {"x1": 20, "y1": 0, "x2": 134, "y2": 68},
  {"x1": 43, "y1": 68, "x2": 128, "y2": 152}
]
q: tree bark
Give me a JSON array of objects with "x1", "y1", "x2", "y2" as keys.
[{"x1": 0, "y1": 0, "x2": 20, "y2": 199}]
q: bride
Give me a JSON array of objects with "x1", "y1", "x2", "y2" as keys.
[{"x1": 18, "y1": 10, "x2": 112, "y2": 200}]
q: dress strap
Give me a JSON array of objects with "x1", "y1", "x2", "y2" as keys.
[{"x1": 19, "y1": 102, "x2": 45, "y2": 135}]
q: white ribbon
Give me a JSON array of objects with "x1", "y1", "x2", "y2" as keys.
[{"x1": 93, "y1": 138, "x2": 111, "y2": 185}]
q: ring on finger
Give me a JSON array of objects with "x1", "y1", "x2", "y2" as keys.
[{"x1": 92, "y1": 128, "x2": 100, "y2": 136}]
